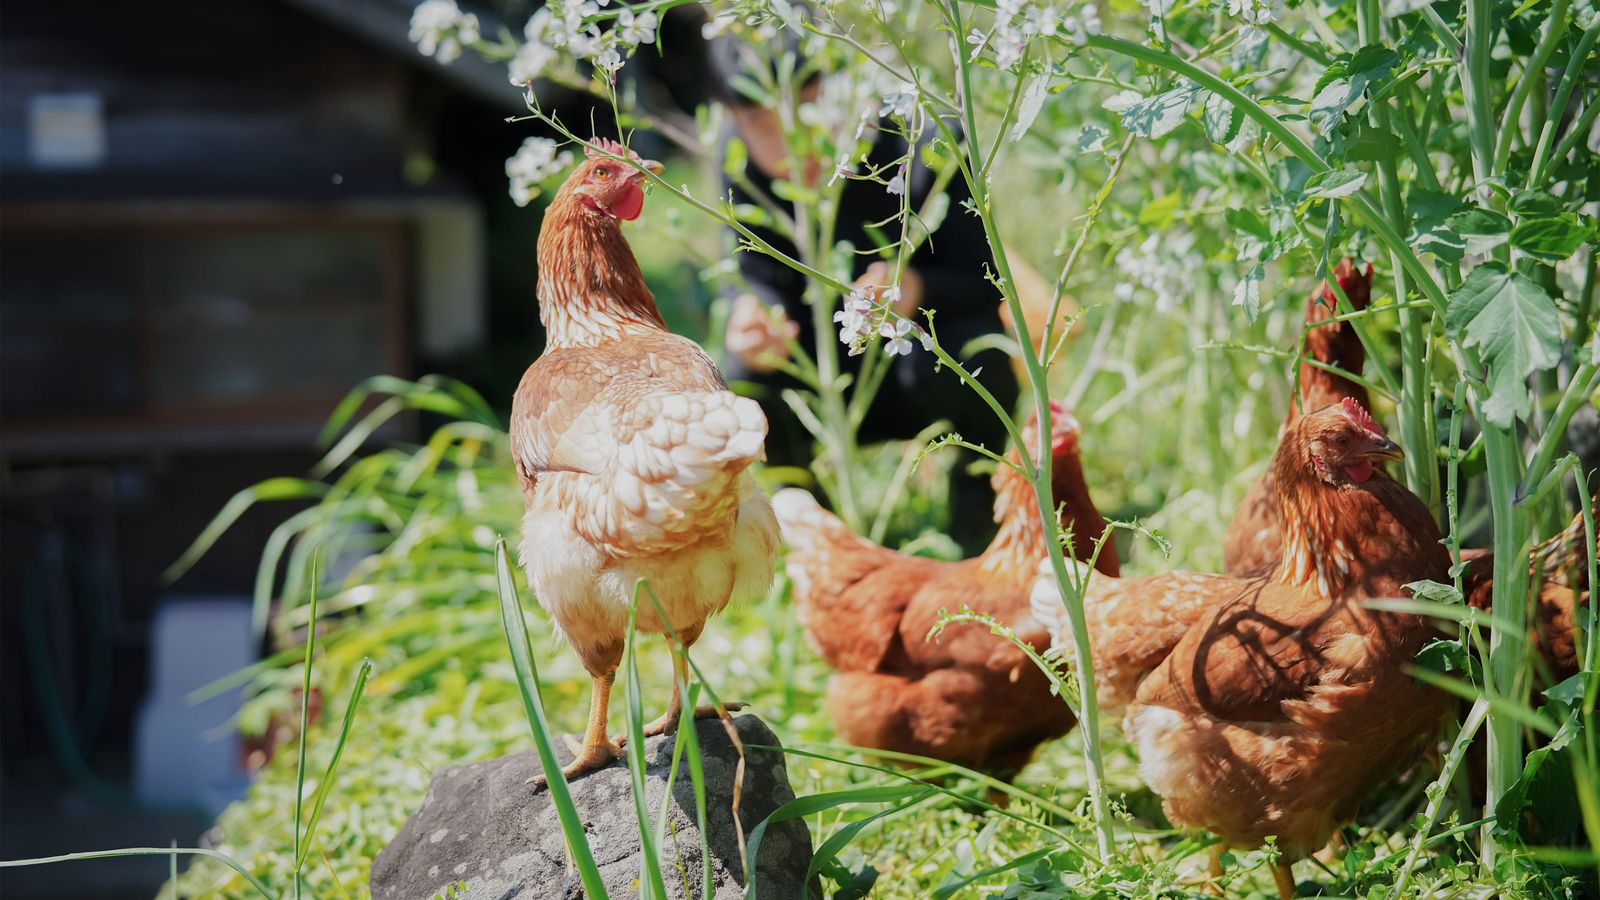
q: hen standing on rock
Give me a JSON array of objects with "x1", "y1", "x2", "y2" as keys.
[{"x1": 512, "y1": 139, "x2": 781, "y2": 785}]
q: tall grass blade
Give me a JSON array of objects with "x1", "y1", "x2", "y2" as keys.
[
  {"x1": 290, "y1": 555, "x2": 321, "y2": 900},
  {"x1": 492, "y1": 540, "x2": 608, "y2": 899},
  {"x1": 0, "y1": 849, "x2": 274, "y2": 899},
  {"x1": 295, "y1": 657, "x2": 374, "y2": 870},
  {"x1": 624, "y1": 585, "x2": 670, "y2": 900},
  {"x1": 163, "y1": 479, "x2": 327, "y2": 583}
]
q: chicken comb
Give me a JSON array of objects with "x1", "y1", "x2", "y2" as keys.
[
  {"x1": 586, "y1": 136, "x2": 641, "y2": 163},
  {"x1": 1341, "y1": 397, "x2": 1385, "y2": 436}
]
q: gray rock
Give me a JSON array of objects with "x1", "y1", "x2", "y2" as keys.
[{"x1": 371, "y1": 714, "x2": 820, "y2": 900}]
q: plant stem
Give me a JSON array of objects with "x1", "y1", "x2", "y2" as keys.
[
  {"x1": 1493, "y1": 0, "x2": 1570, "y2": 173},
  {"x1": 947, "y1": 0, "x2": 1115, "y2": 858},
  {"x1": 1361, "y1": 0, "x2": 1437, "y2": 509}
]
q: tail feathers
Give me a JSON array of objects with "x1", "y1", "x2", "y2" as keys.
[
  {"x1": 1536, "y1": 495, "x2": 1597, "y2": 589},
  {"x1": 772, "y1": 488, "x2": 856, "y2": 554}
]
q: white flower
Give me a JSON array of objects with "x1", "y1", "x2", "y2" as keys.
[
  {"x1": 616, "y1": 8, "x2": 658, "y2": 46},
  {"x1": 509, "y1": 38, "x2": 557, "y2": 86},
  {"x1": 1071, "y1": 6, "x2": 1101, "y2": 44},
  {"x1": 885, "y1": 167, "x2": 907, "y2": 196},
  {"x1": 565, "y1": 27, "x2": 604, "y2": 60},
  {"x1": 505, "y1": 137, "x2": 574, "y2": 207},
  {"x1": 881, "y1": 318, "x2": 915, "y2": 356},
  {"x1": 593, "y1": 46, "x2": 623, "y2": 74},
  {"x1": 918, "y1": 330, "x2": 934, "y2": 351},
  {"x1": 409, "y1": 0, "x2": 479, "y2": 64},
  {"x1": 879, "y1": 83, "x2": 917, "y2": 119},
  {"x1": 1226, "y1": 0, "x2": 1280, "y2": 27},
  {"x1": 524, "y1": 7, "x2": 557, "y2": 43},
  {"x1": 1023, "y1": 5, "x2": 1062, "y2": 37},
  {"x1": 834, "y1": 289, "x2": 876, "y2": 348},
  {"x1": 1113, "y1": 231, "x2": 1201, "y2": 313},
  {"x1": 702, "y1": 12, "x2": 737, "y2": 38},
  {"x1": 829, "y1": 153, "x2": 854, "y2": 186},
  {"x1": 992, "y1": 34, "x2": 1026, "y2": 68}
]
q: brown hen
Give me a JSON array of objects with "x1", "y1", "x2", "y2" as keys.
[
  {"x1": 1224, "y1": 260, "x2": 1373, "y2": 577},
  {"x1": 773, "y1": 402, "x2": 1118, "y2": 776},
  {"x1": 1036, "y1": 399, "x2": 1450, "y2": 898}
]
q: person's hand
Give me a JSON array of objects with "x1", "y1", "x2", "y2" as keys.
[
  {"x1": 726, "y1": 293, "x2": 799, "y2": 373},
  {"x1": 851, "y1": 262, "x2": 923, "y2": 317}
]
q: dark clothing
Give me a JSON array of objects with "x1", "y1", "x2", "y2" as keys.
[{"x1": 720, "y1": 122, "x2": 1018, "y2": 547}]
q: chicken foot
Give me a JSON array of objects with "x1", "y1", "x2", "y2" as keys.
[
  {"x1": 528, "y1": 673, "x2": 623, "y2": 788},
  {"x1": 637, "y1": 630, "x2": 743, "y2": 739}
]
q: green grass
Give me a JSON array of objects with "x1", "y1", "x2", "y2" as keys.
[{"x1": 79, "y1": 368, "x2": 1579, "y2": 899}]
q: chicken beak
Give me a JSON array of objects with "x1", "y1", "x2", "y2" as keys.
[
  {"x1": 1363, "y1": 434, "x2": 1404, "y2": 462},
  {"x1": 632, "y1": 159, "x2": 664, "y2": 181}
]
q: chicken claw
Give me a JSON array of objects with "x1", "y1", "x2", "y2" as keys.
[
  {"x1": 640, "y1": 702, "x2": 747, "y2": 738},
  {"x1": 526, "y1": 736, "x2": 623, "y2": 789}
]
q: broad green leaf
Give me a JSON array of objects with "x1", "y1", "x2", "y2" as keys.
[
  {"x1": 1446, "y1": 263, "x2": 1562, "y2": 426},
  {"x1": 1346, "y1": 121, "x2": 1401, "y2": 161},
  {"x1": 1509, "y1": 213, "x2": 1594, "y2": 261},
  {"x1": 1408, "y1": 190, "x2": 1468, "y2": 261},
  {"x1": 1119, "y1": 82, "x2": 1200, "y2": 139},
  {"x1": 1447, "y1": 206, "x2": 1512, "y2": 254},
  {"x1": 1509, "y1": 189, "x2": 1563, "y2": 217},
  {"x1": 1304, "y1": 166, "x2": 1369, "y2": 198}
]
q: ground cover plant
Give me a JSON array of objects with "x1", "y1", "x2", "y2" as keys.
[{"x1": 5, "y1": 0, "x2": 1597, "y2": 896}]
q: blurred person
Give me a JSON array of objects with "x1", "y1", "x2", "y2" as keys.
[{"x1": 708, "y1": 38, "x2": 1020, "y2": 546}]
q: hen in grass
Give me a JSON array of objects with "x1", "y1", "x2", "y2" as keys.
[
  {"x1": 511, "y1": 139, "x2": 780, "y2": 785},
  {"x1": 773, "y1": 402, "x2": 1118, "y2": 777},
  {"x1": 1223, "y1": 259, "x2": 1372, "y2": 578},
  {"x1": 1222, "y1": 261, "x2": 1589, "y2": 684},
  {"x1": 1035, "y1": 399, "x2": 1450, "y2": 898}
]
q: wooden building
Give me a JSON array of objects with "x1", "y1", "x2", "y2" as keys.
[{"x1": 0, "y1": 0, "x2": 580, "y2": 892}]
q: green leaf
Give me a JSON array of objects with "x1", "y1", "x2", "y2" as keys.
[
  {"x1": 1308, "y1": 46, "x2": 1398, "y2": 134},
  {"x1": 1009, "y1": 73, "x2": 1051, "y2": 142},
  {"x1": 1446, "y1": 263, "x2": 1562, "y2": 426},
  {"x1": 1138, "y1": 191, "x2": 1183, "y2": 228},
  {"x1": 1407, "y1": 190, "x2": 1468, "y2": 261},
  {"x1": 1202, "y1": 91, "x2": 1241, "y2": 145},
  {"x1": 1405, "y1": 579, "x2": 1464, "y2": 605},
  {"x1": 1509, "y1": 213, "x2": 1595, "y2": 261},
  {"x1": 1075, "y1": 124, "x2": 1108, "y2": 153},
  {"x1": 1233, "y1": 264, "x2": 1265, "y2": 324},
  {"x1": 1447, "y1": 206, "x2": 1512, "y2": 254},
  {"x1": 1304, "y1": 166, "x2": 1369, "y2": 198},
  {"x1": 1509, "y1": 189, "x2": 1563, "y2": 217},
  {"x1": 1119, "y1": 82, "x2": 1200, "y2": 139},
  {"x1": 1346, "y1": 121, "x2": 1401, "y2": 161},
  {"x1": 723, "y1": 137, "x2": 748, "y2": 178}
]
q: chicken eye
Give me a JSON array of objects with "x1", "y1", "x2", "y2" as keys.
[{"x1": 593, "y1": 166, "x2": 611, "y2": 180}]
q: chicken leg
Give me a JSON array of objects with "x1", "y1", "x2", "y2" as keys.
[
  {"x1": 1273, "y1": 861, "x2": 1296, "y2": 899},
  {"x1": 529, "y1": 656, "x2": 624, "y2": 788},
  {"x1": 641, "y1": 628, "x2": 743, "y2": 738}
]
